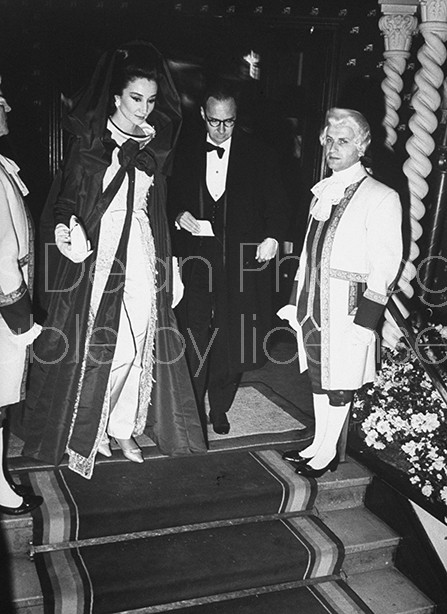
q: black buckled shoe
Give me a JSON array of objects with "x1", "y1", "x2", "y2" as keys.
[
  {"x1": 7, "y1": 479, "x2": 33, "y2": 497},
  {"x1": 0, "y1": 493, "x2": 43, "y2": 516},
  {"x1": 294, "y1": 454, "x2": 340, "y2": 479},
  {"x1": 282, "y1": 449, "x2": 312, "y2": 465}
]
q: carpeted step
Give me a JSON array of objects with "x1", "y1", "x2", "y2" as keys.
[
  {"x1": 5, "y1": 448, "x2": 433, "y2": 614},
  {"x1": 6, "y1": 558, "x2": 436, "y2": 614},
  {"x1": 2, "y1": 453, "x2": 373, "y2": 561},
  {"x1": 26, "y1": 450, "x2": 373, "y2": 549},
  {"x1": 8, "y1": 580, "x2": 375, "y2": 614},
  {"x1": 4, "y1": 448, "x2": 371, "y2": 614},
  {"x1": 313, "y1": 458, "x2": 372, "y2": 512},
  {"x1": 157, "y1": 579, "x2": 379, "y2": 614},
  {"x1": 23, "y1": 449, "x2": 403, "y2": 614},
  {"x1": 28, "y1": 449, "x2": 315, "y2": 546},
  {"x1": 7, "y1": 554, "x2": 42, "y2": 613},
  {"x1": 346, "y1": 568, "x2": 435, "y2": 614},
  {"x1": 32, "y1": 514, "x2": 348, "y2": 613},
  {"x1": 320, "y1": 507, "x2": 401, "y2": 574},
  {"x1": 1, "y1": 515, "x2": 33, "y2": 555}
]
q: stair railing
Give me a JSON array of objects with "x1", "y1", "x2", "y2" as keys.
[{"x1": 386, "y1": 297, "x2": 447, "y2": 408}]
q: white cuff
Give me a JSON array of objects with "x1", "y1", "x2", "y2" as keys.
[
  {"x1": 14, "y1": 322, "x2": 42, "y2": 346},
  {"x1": 171, "y1": 256, "x2": 184, "y2": 308},
  {"x1": 277, "y1": 304, "x2": 299, "y2": 332}
]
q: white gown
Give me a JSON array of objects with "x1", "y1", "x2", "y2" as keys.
[{"x1": 88, "y1": 120, "x2": 157, "y2": 442}]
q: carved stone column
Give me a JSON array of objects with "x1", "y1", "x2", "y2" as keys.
[
  {"x1": 403, "y1": 0, "x2": 447, "y2": 296},
  {"x1": 379, "y1": 4, "x2": 418, "y2": 149},
  {"x1": 378, "y1": 1, "x2": 419, "y2": 347}
]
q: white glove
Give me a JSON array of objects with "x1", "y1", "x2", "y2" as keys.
[
  {"x1": 256, "y1": 237, "x2": 278, "y2": 263},
  {"x1": 171, "y1": 256, "x2": 184, "y2": 308},
  {"x1": 350, "y1": 322, "x2": 375, "y2": 345},
  {"x1": 12, "y1": 322, "x2": 42, "y2": 347},
  {"x1": 55, "y1": 222, "x2": 92, "y2": 263},
  {"x1": 277, "y1": 304, "x2": 299, "y2": 332}
]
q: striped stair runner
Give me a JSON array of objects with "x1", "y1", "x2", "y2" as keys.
[{"x1": 3, "y1": 447, "x2": 436, "y2": 614}]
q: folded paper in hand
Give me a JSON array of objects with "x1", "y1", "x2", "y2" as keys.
[
  {"x1": 192, "y1": 220, "x2": 215, "y2": 237},
  {"x1": 69, "y1": 215, "x2": 91, "y2": 253}
]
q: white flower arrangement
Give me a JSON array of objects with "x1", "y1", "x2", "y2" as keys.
[{"x1": 352, "y1": 325, "x2": 447, "y2": 508}]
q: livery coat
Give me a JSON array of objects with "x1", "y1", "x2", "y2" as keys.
[
  {"x1": 295, "y1": 170, "x2": 402, "y2": 391},
  {"x1": 0, "y1": 155, "x2": 34, "y2": 407}
]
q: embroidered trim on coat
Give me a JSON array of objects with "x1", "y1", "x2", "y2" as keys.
[
  {"x1": 348, "y1": 282, "x2": 359, "y2": 316},
  {"x1": 329, "y1": 268, "x2": 368, "y2": 282},
  {"x1": 364, "y1": 288, "x2": 388, "y2": 305},
  {"x1": 20, "y1": 211, "x2": 34, "y2": 400},
  {"x1": 18, "y1": 253, "x2": 30, "y2": 268},
  {"x1": 298, "y1": 221, "x2": 324, "y2": 331},
  {"x1": 0, "y1": 280, "x2": 27, "y2": 306},
  {"x1": 320, "y1": 179, "x2": 367, "y2": 389},
  {"x1": 348, "y1": 281, "x2": 367, "y2": 316}
]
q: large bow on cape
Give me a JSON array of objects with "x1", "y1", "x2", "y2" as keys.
[{"x1": 118, "y1": 138, "x2": 157, "y2": 175}]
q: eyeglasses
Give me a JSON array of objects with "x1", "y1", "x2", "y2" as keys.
[{"x1": 205, "y1": 114, "x2": 236, "y2": 128}]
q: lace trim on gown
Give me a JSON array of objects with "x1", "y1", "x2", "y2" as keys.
[{"x1": 67, "y1": 124, "x2": 157, "y2": 478}]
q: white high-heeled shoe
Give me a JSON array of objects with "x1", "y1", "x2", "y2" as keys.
[
  {"x1": 114, "y1": 438, "x2": 144, "y2": 463},
  {"x1": 98, "y1": 439, "x2": 112, "y2": 457}
]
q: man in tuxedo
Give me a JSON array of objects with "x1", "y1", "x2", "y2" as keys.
[{"x1": 169, "y1": 81, "x2": 289, "y2": 436}]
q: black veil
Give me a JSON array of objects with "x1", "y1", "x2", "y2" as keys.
[{"x1": 63, "y1": 40, "x2": 182, "y2": 175}]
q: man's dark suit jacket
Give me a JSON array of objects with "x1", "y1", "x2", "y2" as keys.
[{"x1": 168, "y1": 126, "x2": 290, "y2": 375}]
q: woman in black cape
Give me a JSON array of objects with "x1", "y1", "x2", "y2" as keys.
[{"x1": 23, "y1": 42, "x2": 206, "y2": 479}]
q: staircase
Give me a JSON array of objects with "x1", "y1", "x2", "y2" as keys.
[{"x1": 2, "y1": 450, "x2": 435, "y2": 614}]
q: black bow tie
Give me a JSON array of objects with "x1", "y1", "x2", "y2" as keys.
[{"x1": 206, "y1": 142, "x2": 225, "y2": 159}]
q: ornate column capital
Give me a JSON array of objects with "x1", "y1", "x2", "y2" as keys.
[
  {"x1": 419, "y1": 0, "x2": 447, "y2": 24},
  {"x1": 379, "y1": 13, "x2": 418, "y2": 52},
  {"x1": 379, "y1": 1, "x2": 418, "y2": 152}
]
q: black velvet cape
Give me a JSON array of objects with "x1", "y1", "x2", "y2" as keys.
[{"x1": 22, "y1": 43, "x2": 206, "y2": 473}]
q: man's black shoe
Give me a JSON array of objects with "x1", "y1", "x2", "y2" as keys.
[{"x1": 210, "y1": 414, "x2": 230, "y2": 435}]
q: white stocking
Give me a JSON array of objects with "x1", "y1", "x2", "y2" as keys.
[
  {"x1": 0, "y1": 427, "x2": 22, "y2": 508},
  {"x1": 299, "y1": 393, "x2": 331, "y2": 459},
  {"x1": 308, "y1": 401, "x2": 350, "y2": 470}
]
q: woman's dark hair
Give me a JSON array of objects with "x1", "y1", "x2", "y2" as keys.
[{"x1": 108, "y1": 45, "x2": 159, "y2": 115}]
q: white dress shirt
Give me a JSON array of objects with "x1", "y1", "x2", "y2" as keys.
[{"x1": 206, "y1": 136, "x2": 231, "y2": 201}]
